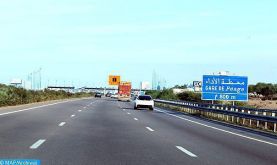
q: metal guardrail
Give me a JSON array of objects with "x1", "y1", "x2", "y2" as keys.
[{"x1": 154, "y1": 99, "x2": 277, "y2": 133}]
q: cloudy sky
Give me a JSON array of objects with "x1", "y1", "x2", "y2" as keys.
[{"x1": 0, "y1": 0, "x2": 277, "y2": 88}]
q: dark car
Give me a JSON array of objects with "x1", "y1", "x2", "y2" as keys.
[
  {"x1": 95, "y1": 93, "x2": 102, "y2": 98},
  {"x1": 106, "y1": 93, "x2": 112, "y2": 97}
]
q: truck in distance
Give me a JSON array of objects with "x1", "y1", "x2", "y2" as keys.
[{"x1": 118, "y1": 82, "x2": 132, "y2": 101}]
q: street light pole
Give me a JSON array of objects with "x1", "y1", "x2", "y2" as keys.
[{"x1": 39, "y1": 67, "x2": 42, "y2": 90}]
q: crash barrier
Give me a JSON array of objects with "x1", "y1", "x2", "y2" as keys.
[{"x1": 154, "y1": 99, "x2": 277, "y2": 133}]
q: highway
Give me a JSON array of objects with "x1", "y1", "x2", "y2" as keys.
[{"x1": 0, "y1": 98, "x2": 277, "y2": 165}]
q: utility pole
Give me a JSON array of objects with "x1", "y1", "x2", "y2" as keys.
[
  {"x1": 30, "y1": 73, "x2": 33, "y2": 90},
  {"x1": 33, "y1": 70, "x2": 36, "y2": 90},
  {"x1": 39, "y1": 67, "x2": 42, "y2": 90}
]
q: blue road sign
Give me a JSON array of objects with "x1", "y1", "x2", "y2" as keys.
[{"x1": 202, "y1": 75, "x2": 248, "y2": 101}]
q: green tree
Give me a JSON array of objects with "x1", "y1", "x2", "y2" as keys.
[
  {"x1": 177, "y1": 92, "x2": 201, "y2": 102},
  {"x1": 157, "y1": 89, "x2": 178, "y2": 100},
  {"x1": 248, "y1": 85, "x2": 256, "y2": 93},
  {"x1": 173, "y1": 84, "x2": 187, "y2": 89},
  {"x1": 254, "y1": 83, "x2": 275, "y2": 99}
]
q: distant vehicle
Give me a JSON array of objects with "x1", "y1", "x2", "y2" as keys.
[
  {"x1": 118, "y1": 82, "x2": 132, "y2": 101},
  {"x1": 111, "y1": 93, "x2": 118, "y2": 99},
  {"x1": 134, "y1": 95, "x2": 154, "y2": 110},
  {"x1": 106, "y1": 93, "x2": 112, "y2": 97},
  {"x1": 95, "y1": 93, "x2": 102, "y2": 98}
]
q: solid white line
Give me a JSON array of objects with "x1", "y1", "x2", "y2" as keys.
[
  {"x1": 134, "y1": 118, "x2": 138, "y2": 121},
  {"x1": 59, "y1": 122, "x2": 66, "y2": 127},
  {"x1": 127, "y1": 112, "x2": 131, "y2": 115},
  {"x1": 146, "y1": 127, "x2": 155, "y2": 132},
  {"x1": 123, "y1": 109, "x2": 126, "y2": 111},
  {"x1": 155, "y1": 108, "x2": 277, "y2": 147},
  {"x1": 176, "y1": 146, "x2": 197, "y2": 158},
  {"x1": 78, "y1": 110, "x2": 82, "y2": 112},
  {"x1": 0, "y1": 100, "x2": 73, "y2": 116},
  {"x1": 71, "y1": 114, "x2": 75, "y2": 117},
  {"x1": 30, "y1": 139, "x2": 46, "y2": 149}
]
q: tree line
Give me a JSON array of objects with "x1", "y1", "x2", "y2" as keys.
[
  {"x1": 146, "y1": 82, "x2": 277, "y2": 104},
  {"x1": 248, "y1": 83, "x2": 277, "y2": 100}
]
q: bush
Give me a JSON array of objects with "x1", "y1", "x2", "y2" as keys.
[
  {"x1": 249, "y1": 83, "x2": 277, "y2": 99},
  {"x1": 0, "y1": 84, "x2": 92, "y2": 107},
  {"x1": 177, "y1": 92, "x2": 201, "y2": 102},
  {"x1": 157, "y1": 89, "x2": 178, "y2": 100},
  {"x1": 145, "y1": 90, "x2": 160, "y2": 99},
  {"x1": 146, "y1": 89, "x2": 178, "y2": 100},
  {"x1": 146, "y1": 90, "x2": 201, "y2": 102}
]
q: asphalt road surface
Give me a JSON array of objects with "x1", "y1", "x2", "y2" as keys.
[{"x1": 1, "y1": 98, "x2": 277, "y2": 165}]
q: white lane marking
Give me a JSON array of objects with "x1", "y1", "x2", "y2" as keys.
[
  {"x1": 59, "y1": 122, "x2": 66, "y2": 127},
  {"x1": 30, "y1": 139, "x2": 46, "y2": 149},
  {"x1": 123, "y1": 109, "x2": 126, "y2": 111},
  {"x1": 134, "y1": 118, "x2": 138, "y2": 121},
  {"x1": 0, "y1": 100, "x2": 77, "y2": 116},
  {"x1": 71, "y1": 114, "x2": 75, "y2": 118},
  {"x1": 146, "y1": 127, "x2": 155, "y2": 132},
  {"x1": 155, "y1": 108, "x2": 277, "y2": 147},
  {"x1": 78, "y1": 110, "x2": 82, "y2": 112},
  {"x1": 176, "y1": 146, "x2": 197, "y2": 158},
  {"x1": 127, "y1": 112, "x2": 131, "y2": 115}
]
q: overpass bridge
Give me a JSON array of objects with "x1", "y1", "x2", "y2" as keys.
[
  {"x1": 47, "y1": 86, "x2": 153, "y2": 93},
  {"x1": 82, "y1": 87, "x2": 151, "y2": 92},
  {"x1": 47, "y1": 86, "x2": 75, "y2": 93}
]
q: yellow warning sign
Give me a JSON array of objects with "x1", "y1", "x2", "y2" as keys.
[{"x1": 109, "y1": 75, "x2": 121, "y2": 85}]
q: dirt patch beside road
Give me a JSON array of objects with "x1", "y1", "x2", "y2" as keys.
[{"x1": 248, "y1": 99, "x2": 277, "y2": 110}]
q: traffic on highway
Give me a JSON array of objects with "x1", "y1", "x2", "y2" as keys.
[
  {"x1": 1, "y1": 97, "x2": 277, "y2": 165},
  {"x1": 1, "y1": 0, "x2": 277, "y2": 165}
]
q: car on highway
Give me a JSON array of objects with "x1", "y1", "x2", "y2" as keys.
[
  {"x1": 95, "y1": 93, "x2": 102, "y2": 98},
  {"x1": 134, "y1": 95, "x2": 154, "y2": 110},
  {"x1": 111, "y1": 93, "x2": 118, "y2": 99},
  {"x1": 106, "y1": 93, "x2": 112, "y2": 97}
]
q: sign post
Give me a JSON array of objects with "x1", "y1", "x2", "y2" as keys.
[{"x1": 202, "y1": 75, "x2": 248, "y2": 102}]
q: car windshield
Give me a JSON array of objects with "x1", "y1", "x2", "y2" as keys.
[{"x1": 138, "y1": 96, "x2": 152, "y2": 100}]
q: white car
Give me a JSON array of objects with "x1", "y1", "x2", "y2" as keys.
[
  {"x1": 111, "y1": 93, "x2": 118, "y2": 99},
  {"x1": 134, "y1": 95, "x2": 154, "y2": 110}
]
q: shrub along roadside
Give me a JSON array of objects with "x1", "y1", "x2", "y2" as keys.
[
  {"x1": 146, "y1": 89, "x2": 201, "y2": 102},
  {"x1": 0, "y1": 84, "x2": 93, "y2": 107}
]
